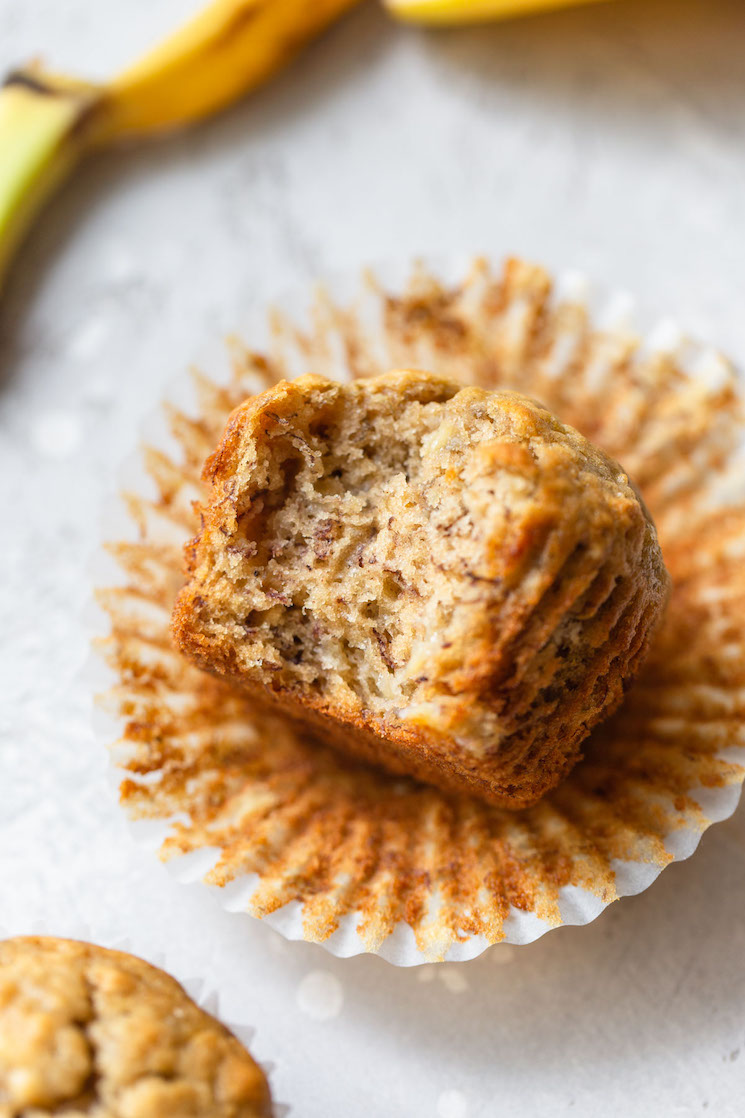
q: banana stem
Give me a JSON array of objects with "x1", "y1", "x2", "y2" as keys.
[
  {"x1": 0, "y1": 72, "x2": 101, "y2": 289},
  {"x1": 0, "y1": 0, "x2": 362, "y2": 294}
]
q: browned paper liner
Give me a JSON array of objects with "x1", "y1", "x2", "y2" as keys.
[{"x1": 96, "y1": 258, "x2": 745, "y2": 964}]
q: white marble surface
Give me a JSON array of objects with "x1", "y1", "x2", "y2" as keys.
[{"x1": 2, "y1": 1, "x2": 745, "y2": 1115}]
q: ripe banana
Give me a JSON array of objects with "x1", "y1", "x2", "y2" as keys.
[
  {"x1": 383, "y1": 0, "x2": 606, "y2": 24},
  {"x1": 0, "y1": 0, "x2": 360, "y2": 291}
]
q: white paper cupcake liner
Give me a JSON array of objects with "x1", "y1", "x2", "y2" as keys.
[{"x1": 93, "y1": 256, "x2": 745, "y2": 966}]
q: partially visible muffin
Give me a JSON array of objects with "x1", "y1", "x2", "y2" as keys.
[
  {"x1": 0, "y1": 936, "x2": 272, "y2": 1118},
  {"x1": 173, "y1": 369, "x2": 670, "y2": 808}
]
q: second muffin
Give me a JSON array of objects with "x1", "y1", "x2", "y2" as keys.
[{"x1": 0, "y1": 936, "x2": 272, "y2": 1117}]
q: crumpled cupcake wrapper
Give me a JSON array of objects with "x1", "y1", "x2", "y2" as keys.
[{"x1": 94, "y1": 257, "x2": 745, "y2": 965}]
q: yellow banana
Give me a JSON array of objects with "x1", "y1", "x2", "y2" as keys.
[
  {"x1": 0, "y1": 73, "x2": 99, "y2": 284},
  {"x1": 383, "y1": 0, "x2": 606, "y2": 24},
  {"x1": 0, "y1": 0, "x2": 360, "y2": 291},
  {"x1": 103, "y1": 0, "x2": 362, "y2": 140}
]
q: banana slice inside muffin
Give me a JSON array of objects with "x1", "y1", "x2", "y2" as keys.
[{"x1": 173, "y1": 369, "x2": 670, "y2": 808}]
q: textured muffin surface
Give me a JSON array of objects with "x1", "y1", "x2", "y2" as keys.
[
  {"x1": 0, "y1": 937, "x2": 272, "y2": 1118},
  {"x1": 173, "y1": 369, "x2": 669, "y2": 807}
]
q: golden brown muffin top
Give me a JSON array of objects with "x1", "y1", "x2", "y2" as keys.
[{"x1": 0, "y1": 937, "x2": 272, "y2": 1118}]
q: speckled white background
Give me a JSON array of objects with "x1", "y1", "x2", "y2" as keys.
[{"x1": 2, "y1": 1, "x2": 745, "y2": 1115}]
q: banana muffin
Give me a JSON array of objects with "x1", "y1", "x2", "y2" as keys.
[
  {"x1": 0, "y1": 936, "x2": 272, "y2": 1117},
  {"x1": 172, "y1": 369, "x2": 670, "y2": 808}
]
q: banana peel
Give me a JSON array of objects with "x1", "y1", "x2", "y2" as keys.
[
  {"x1": 0, "y1": 73, "x2": 98, "y2": 284},
  {"x1": 384, "y1": 0, "x2": 606, "y2": 24},
  {"x1": 0, "y1": 0, "x2": 360, "y2": 291}
]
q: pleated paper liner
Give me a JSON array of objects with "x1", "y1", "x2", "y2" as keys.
[{"x1": 96, "y1": 257, "x2": 745, "y2": 965}]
